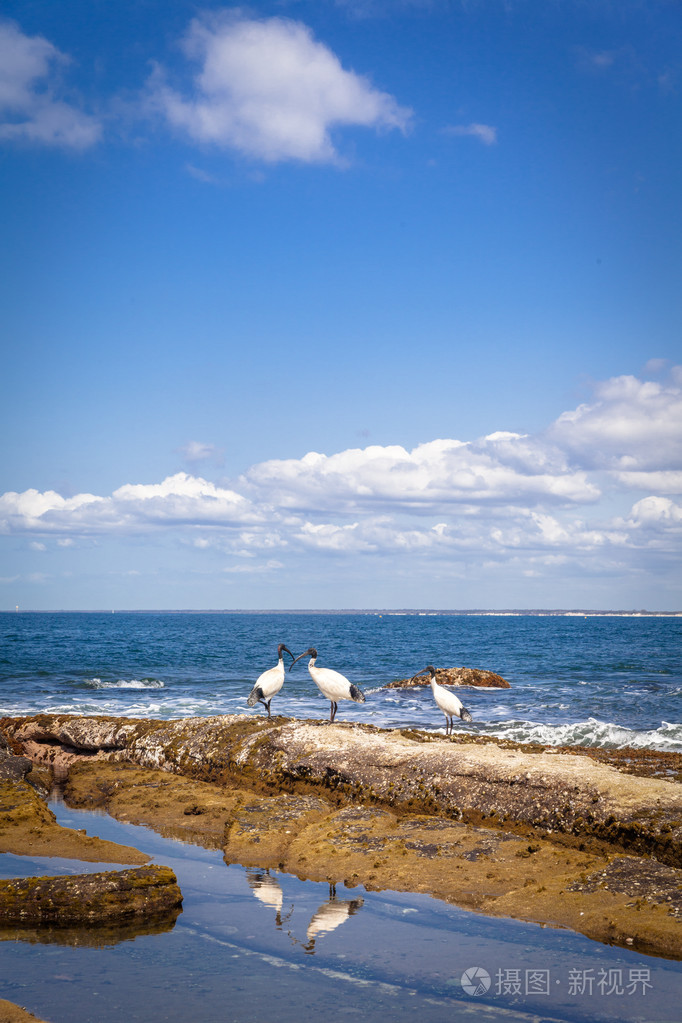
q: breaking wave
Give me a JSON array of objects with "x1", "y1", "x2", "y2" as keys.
[
  {"x1": 84, "y1": 678, "x2": 165, "y2": 690},
  {"x1": 482, "y1": 716, "x2": 682, "y2": 753}
]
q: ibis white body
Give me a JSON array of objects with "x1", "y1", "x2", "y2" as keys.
[
  {"x1": 291, "y1": 647, "x2": 365, "y2": 722},
  {"x1": 247, "y1": 644, "x2": 294, "y2": 717},
  {"x1": 412, "y1": 665, "x2": 472, "y2": 734}
]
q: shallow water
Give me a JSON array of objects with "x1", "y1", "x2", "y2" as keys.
[
  {"x1": 1, "y1": 611, "x2": 681, "y2": 751},
  {"x1": 1, "y1": 799, "x2": 681, "y2": 1023}
]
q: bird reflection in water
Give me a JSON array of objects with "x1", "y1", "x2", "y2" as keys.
[
  {"x1": 303, "y1": 883, "x2": 364, "y2": 954},
  {"x1": 245, "y1": 868, "x2": 293, "y2": 928},
  {"x1": 245, "y1": 871, "x2": 363, "y2": 953}
]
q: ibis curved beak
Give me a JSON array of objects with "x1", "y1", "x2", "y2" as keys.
[
  {"x1": 289, "y1": 648, "x2": 313, "y2": 671},
  {"x1": 408, "y1": 666, "x2": 431, "y2": 684}
]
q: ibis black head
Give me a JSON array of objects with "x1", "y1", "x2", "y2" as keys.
[
  {"x1": 289, "y1": 647, "x2": 317, "y2": 670},
  {"x1": 409, "y1": 665, "x2": 436, "y2": 684},
  {"x1": 277, "y1": 643, "x2": 295, "y2": 662}
]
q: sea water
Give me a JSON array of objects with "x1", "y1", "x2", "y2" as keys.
[{"x1": 1, "y1": 611, "x2": 680, "y2": 750}]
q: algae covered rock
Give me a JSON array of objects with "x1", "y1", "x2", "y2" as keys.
[
  {"x1": 0, "y1": 779, "x2": 148, "y2": 863},
  {"x1": 0, "y1": 728, "x2": 32, "y2": 782},
  {"x1": 385, "y1": 666, "x2": 510, "y2": 689},
  {"x1": 0, "y1": 865, "x2": 182, "y2": 925}
]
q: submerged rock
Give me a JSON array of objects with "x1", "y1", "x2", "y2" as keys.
[{"x1": 385, "y1": 666, "x2": 511, "y2": 689}]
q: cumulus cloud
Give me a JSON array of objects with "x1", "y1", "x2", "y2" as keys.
[
  {"x1": 243, "y1": 435, "x2": 599, "y2": 513},
  {"x1": 0, "y1": 20, "x2": 101, "y2": 148},
  {"x1": 0, "y1": 473, "x2": 259, "y2": 536},
  {"x1": 444, "y1": 122, "x2": 497, "y2": 145},
  {"x1": 148, "y1": 12, "x2": 412, "y2": 163},
  {"x1": 623, "y1": 497, "x2": 682, "y2": 543},
  {"x1": 548, "y1": 372, "x2": 682, "y2": 471}
]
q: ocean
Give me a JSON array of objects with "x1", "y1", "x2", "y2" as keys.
[{"x1": 1, "y1": 610, "x2": 681, "y2": 751}]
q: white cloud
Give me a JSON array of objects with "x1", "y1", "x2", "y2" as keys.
[
  {"x1": 223, "y1": 559, "x2": 284, "y2": 574},
  {"x1": 0, "y1": 21, "x2": 101, "y2": 148},
  {"x1": 0, "y1": 489, "x2": 106, "y2": 532},
  {"x1": 0, "y1": 473, "x2": 260, "y2": 535},
  {"x1": 298, "y1": 521, "x2": 372, "y2": 552},
  {"x1": 548, "y1": 371, "x2": 682, "y2": 471},
  {"x1": 613, "y1": 471, "x2": 682, "y2": 494},
  {"x1": 625, "y1": 496, "x2": 682, "y2": 534},
  {"x1": 149, "y1": 12, "x2": 412, "y2": 163},
  {"x1": 178, "y1": 440, "x2": 224, "y2": 467},
  {"x1": 243, "y1": 435, "x2": 598, "y2": 512},
  {"x1": 444, "y1": 122, "x2": 497, "y2": 145}
]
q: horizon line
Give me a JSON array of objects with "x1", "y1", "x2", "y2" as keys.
[{"x1": 3, "y1": 607, "x2": 681, "y2": 616}]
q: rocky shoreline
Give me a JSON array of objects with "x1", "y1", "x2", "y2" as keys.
[{"x1": 1, "y1": 712, "x2": 682, "y2": 964}]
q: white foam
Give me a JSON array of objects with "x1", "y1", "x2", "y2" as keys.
[
  {"x1": 85, "y1": 678, "x2": 164, "y2": 690},
  {"x1": 481, "y1": 716, "x2": 682, "y2": 753}
]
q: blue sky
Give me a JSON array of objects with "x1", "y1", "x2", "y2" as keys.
[{"x1": 1, "y1": 0, "x2": 680, "y2": 610}]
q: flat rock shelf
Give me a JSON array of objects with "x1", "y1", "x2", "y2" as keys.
[{"x1": 2, "y1": 712, "x2": 682, "y2": 960}]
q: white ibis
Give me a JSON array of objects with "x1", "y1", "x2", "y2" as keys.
[
  {"x1": 247, "y1": 643, "x2": 295, "y2": 717},
  {"x1": 289, "y1": 647, "x2": 365, "y2": 722},
  {"x1": 410, "y1": 664, "x2": 473, "y2": 734}
]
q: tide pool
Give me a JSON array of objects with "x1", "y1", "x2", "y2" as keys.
[{"x1": 1, "y1": 796, "x2": 680, "y2": 1023}]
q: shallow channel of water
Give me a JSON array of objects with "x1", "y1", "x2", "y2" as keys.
[{"x1": 0, "y1": 798, "x2": 680, "y2": 1023}]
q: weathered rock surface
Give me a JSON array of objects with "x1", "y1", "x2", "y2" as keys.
[
  {"x1": 4, "y1": 712, "x2": 682, "y2": 958},
  {"x1": 63, "y1": 761, "x2": 242, "y2": 849},
  {"x1": 0, "y1": 865, "x2": 182, "y2": 924},
  {"x1": 0, "y1": 730, "x2": 32, "y2": 783},
  {"x1": 0, "y1": 779, "x2": 148, "y2": 863},
  {"x1": 5, "y1": 713, "x2": 679, "y2": 864},
  {"x1": 385, "y1": 666, "x2": 511, "y2": 689}
]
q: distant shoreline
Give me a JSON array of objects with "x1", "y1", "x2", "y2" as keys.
[{"x1": 3, "y1": 608, "x2": 681, "y2": 617}]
